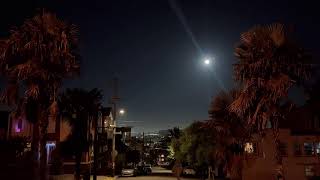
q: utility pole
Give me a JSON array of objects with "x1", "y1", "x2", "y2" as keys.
[
  {"x1": 111, "y1": 77, "x2": 120, "y2": 177},
  {"x1": 142, "y1": 132, "x2": 145, "y2": 164},
  {"x1": 93, "y1": 113, "x2": 98, "y2": 180}
]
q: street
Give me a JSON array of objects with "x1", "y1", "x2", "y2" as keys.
[
  {"x1": 49, "y1": 175, "x2": 197, "y2": 180},
  {"x1": 118, "y1": 176, "x2": 196, "y2": 180},
  {"x1": 151, "y1": 166, "x2": 173, "y2": 174},
  {"x1": 49, "y1": 167, "x2": 199, "y2": 180},
  {"x1": 118, "y1": 166, "x2": 198, "y2": 180},
  {"x1": 49, "y1": 175, "x2": 198, "y2": 180}
]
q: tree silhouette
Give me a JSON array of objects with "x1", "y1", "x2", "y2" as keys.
[
  {"x1": 0, "y1": 11, "x2": 79, "y2": 179},
  {"x1": 59, "y1": 88, "x2": 102, "y2": 180},
  {"x1": 230, "y1": 23, "x2": 312, "y2": 178}
]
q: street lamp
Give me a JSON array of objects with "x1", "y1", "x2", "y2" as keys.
[
  {"x1": 119, "y1": 109, "x2": 125, "y2": 115},
  {"x1": 111, "y1": 108, "x2": 126, "y2": 177}
]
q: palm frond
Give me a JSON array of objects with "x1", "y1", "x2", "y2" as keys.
[
  {"x1": 25, "y1": 84, "x2": 40, "y2": 99},
  {"x1": 232, "y1": 23, "x2": 312, "y2": 130},
  {"x1": 268, "y1": 23, "x2": 285, "y2": 47}
]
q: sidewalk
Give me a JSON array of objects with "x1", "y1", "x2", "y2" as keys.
[
  {"x1": 49, "y1": 174, "x2": 222, "y2": 180},
  {"x1": 49, "y1": 174, "x2": 118, "y2": 180}
]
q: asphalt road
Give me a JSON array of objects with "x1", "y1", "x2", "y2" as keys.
[
  {"x1": 117, "y1": 166, "x2": 197, "y2": 180},
  {"x1": 151, "y1": 166, "x2": 173, "y2": 175},
  {"x1": 118, "y1": 176, "x2": 196, "y2": 180},
  {"x1": 50, "y1": 175, "x2": 196, "y2": 180}
]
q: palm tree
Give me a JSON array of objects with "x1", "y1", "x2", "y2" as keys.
[
  {"x1": 59, "y1": 88, "x2": 102, "y2": 180},
  {"x1": 229, "y1": 23, "x2": 312, "y2": 178},
  {"x1": 207, "y1": 90, "x2": 249, "y2": 180},
  {"x1": 169, "y1": 127, "x2": 181, "y2": 156},
  {"x1": 0, "y1": 11, "x2": 79, "y2": 178},
  {"x1": 169, "y1": 127, "x2": 181, "y2": 139}
]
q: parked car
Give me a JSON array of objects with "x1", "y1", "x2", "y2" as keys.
[
  {"x1": 121, "y1": 166, "x2": 138, "y2": 177},
  {"x1": 182, "y1": 166, "x2": 196, "y2": 177},
  {"x1": 143, "y1": 164, "x2": 152, "y2": 175}
]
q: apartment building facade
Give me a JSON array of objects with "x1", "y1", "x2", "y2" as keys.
[{"x1": 243, "y1": 102, "x2": 320, "y2": 180}]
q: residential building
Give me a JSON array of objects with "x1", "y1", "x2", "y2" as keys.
[
  {"x1": 0, "y1": 105, "x2": 31, "y2": 140},
  {"x1": 243, "y1": 102, "x2": 320, "y2": 180},
  {"x1": 117, "y1": 126, "x2": 132, "y2": 146},
  {"x1": 2, "y1": 104, "x2": 115, "y2": 174}
]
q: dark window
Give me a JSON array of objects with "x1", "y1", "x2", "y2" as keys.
[
  {"x1": 304, "y1": 143, "x2": 314, "y2": 156},
  {"x1": 305, "y1": 165, "x2": 315, "y2": 177},
  {"x1": 314, "y1": 115, "x2": 320, "y2": 129},
  {"x1": 293, "y1": 143, "x2": 302, "y2": 156},
  {"x1": 279, "y1": 142, "x2": 287, "y2": 156},
  {"x1": 0, "y1": 111, "x2": 9, "y2": 129},
  {"x1": 18, "y1": 118, "x2": 22, "y2": 129}
]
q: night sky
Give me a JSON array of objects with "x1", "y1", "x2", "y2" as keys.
[{"x1": 1, "y1": 0, "x2": 320, "y2": 133}]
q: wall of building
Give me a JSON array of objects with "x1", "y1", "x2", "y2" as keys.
[
  {"x1": 59, "y1": 119, "x2": 71, "y2": 142},
  {"x1": 243, "y1": 129, "x2": 320, "y2": 180},
  {"x1": 242, "y1": 130, "x2": 277, "y2": 180},
  {"x1": 8, "y1": 113, "x2": 96, "y2": 174}
]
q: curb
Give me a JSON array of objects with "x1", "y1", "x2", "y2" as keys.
[{"x1": 106, "y1": 176, "x2": 119, "y2": 180}]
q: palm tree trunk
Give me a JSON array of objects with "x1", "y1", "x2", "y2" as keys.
[
  {"x1": 272, "y1": 129, "x2": 284, "y2": 180},
  {"x1": 31, "y1": 120, "x2": 40, "y2": 180},
  {"x1": 75, "y1": 152, "x2": 82, "y2": 180},
  {"x1": 230, "y1": 155, "x2": 243, "y2": 180},
  {"x1": 40, "y1": 110, "x2": 49, "y2": 180},
  {"x1": 32, "y1": 121, "x2": 40, "y2": 160},
  {"x1": 316, "y1": 136, "x2": 320, "y2": 177}
]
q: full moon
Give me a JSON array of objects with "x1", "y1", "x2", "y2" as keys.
[{"x1": 204, "y1": 58, "x2": 210, "y2": 65}]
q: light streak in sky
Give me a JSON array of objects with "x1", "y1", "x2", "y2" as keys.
[
  {"x1": 168, "y1": 0, "x2": 227, "y2": 91},
  {"x1": 168, "y1": 0, "x2": 203, "y2": 54}
]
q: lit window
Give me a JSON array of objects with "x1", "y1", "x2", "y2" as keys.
[
  {"x1": 293, "y1": 143, "x2": 302, "y2": 156},
  {"x1": 315, "y1": 143, "x2": 320, "y2": 155},
  {"x1": 266, "y1": 120, "x2": 272, "y2": 129},
  {"x1": 244, "y1": 142, "x2": 255, "y2": 154},
  {"x1": 278, "y1": 142, "x2": 287, "y2": 156},
  {"x1": 15, "y1": 118, "x2": 23, "y2": 132},
  {"x1": 305, "y1": 165, "x2": 315, "y2": 177},
  {"x1": 304, "y1": 143, "x2": 314, "y2": 156},
  {"x1": 72, "y1": 113, "x2": 77, "y2": 119},
  {"x1": 46, "y1": 142, "x2": 56, "y2": 163},
  {"x1": 25, "y1": 142, "x2": 31, "y2": 152}
]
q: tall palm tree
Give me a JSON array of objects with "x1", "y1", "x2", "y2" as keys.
[
  {"x1": 208, "y1": 90, "x2": 249, "y2": 180},
  {"x1": 59, "y1": 88, "x2": 102, "y2": 180},
  {"x1": 169, "y1": 127, "x2": 181, "y2": 139},
  {"x1": 229, "y1": 23, "x2": 312, "y2": 178},
  {"x1": 0, "y1": 11, "x2": 79, "y2": 178},
  {"x1": 169, "y1": 127, "x2": 181, "y2": 157},
  {"x1": 230, "y1": 23, "x2": 310, "y2": 128}
]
